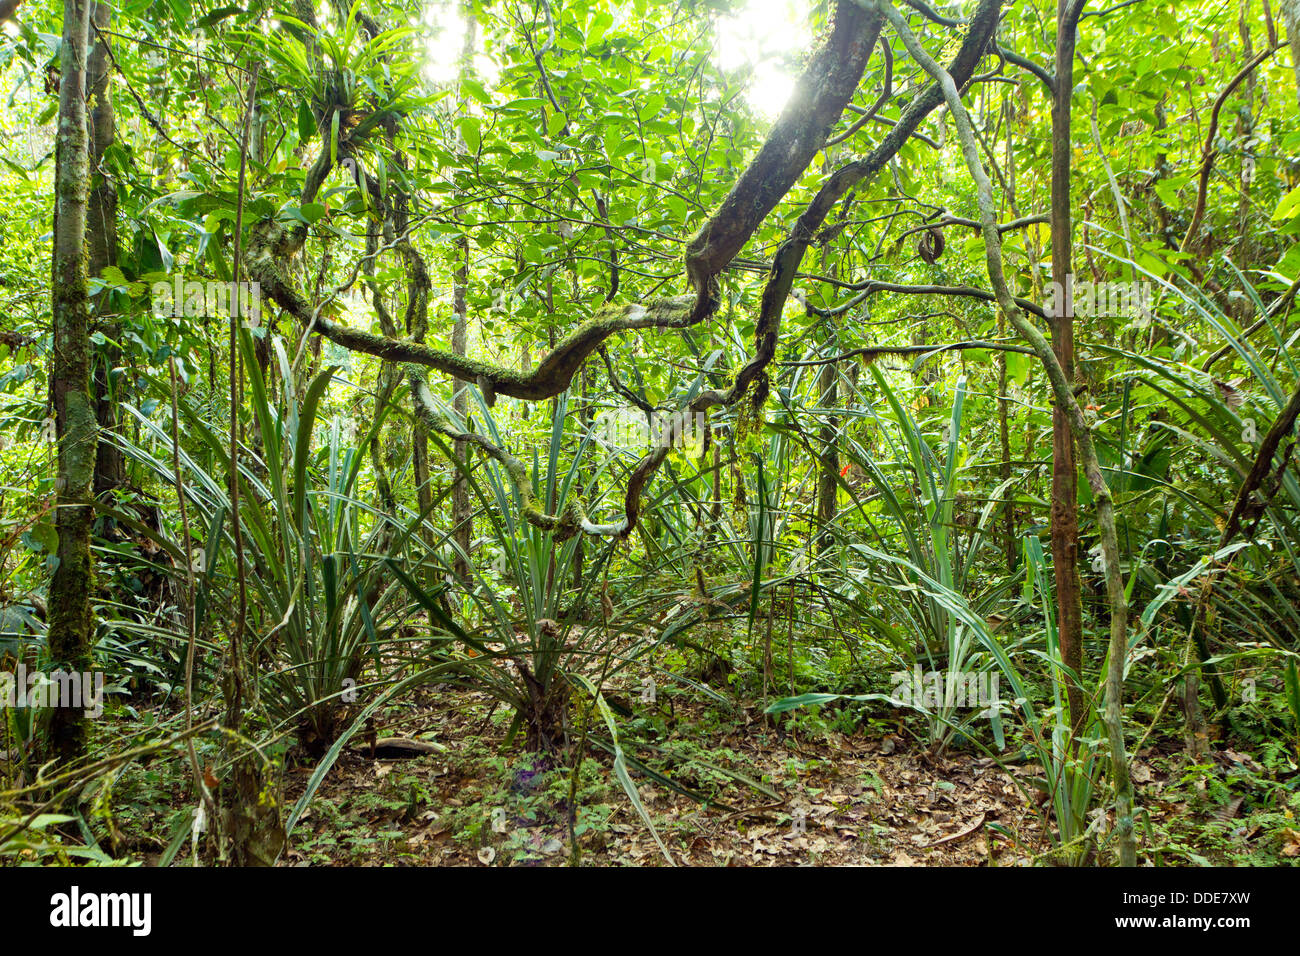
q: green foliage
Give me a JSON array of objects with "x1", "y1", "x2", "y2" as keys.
[
  {"x1": 117, "y1": 333, "x2": 418, "y2": 754},
  {"x1": 1, "y1": 0, "x2": 1298, "y2": 868}
]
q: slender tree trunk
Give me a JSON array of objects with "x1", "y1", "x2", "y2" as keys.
[
  {"x1": 87, "y1": 1, "x2": 122, "y2": 499},
  {"x1": 997, "y1": 313, "x2": 1016, "y2": 574},
  {"x1": 815, "y1": 227, "x2": 840, "y2": 552},
  {"x1": 410, "y1": 332, "x2": 433, "y2": 523},
  {"x1": 411, "y1": 424, "x2": 433, "y2": 513},
  {"x1": 48, "y1": 0, "x2": 95, "y2": 767},
  {"x1": 815, "y1": 355, "x2": 839, "y2": 551},
  {"x1": 878, "y1": 0, "x2": 1135, "y2": 866},
  {"x1": 1233, "y1": 7, "x2": 1257, "y2": 266},
  {"x1": 224, "y1": 63, "x2": 284, "y2": 867},
  {"x1": 400, "y1": 166, "x2": 433, "y2": 523},
  {"x1": 1000, "y1": 95, "x2": 1019, "y2": 574},
  {"x1": 450, "y1": 241, "x2": 471, "y2": 574},
  {"x1": 450, "y1": 1, "x2": 476, "y2": 579},
  {"x1": 1050, "y1": 0, "x2": 1086, "y2": 738}
]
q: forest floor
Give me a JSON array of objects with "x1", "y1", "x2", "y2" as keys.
[
  {"x1": 274, "y1": 683, "x2": 1298, "y2": 867},
  {"x1": 10, "y1": 648, "x2": 1292, "y2": 867}
]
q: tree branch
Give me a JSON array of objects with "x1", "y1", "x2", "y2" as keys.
[{"x1": 1180, "y1": 43, "x2": 1281, "y2": 253}]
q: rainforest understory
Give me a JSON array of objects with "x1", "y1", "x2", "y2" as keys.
[{"x1": 1, "y1": 0, "x2": 1299, "y2": 868}]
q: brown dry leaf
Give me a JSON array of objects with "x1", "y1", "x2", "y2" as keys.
[
  {"x1": 1213, "y1": 378, "x2": 1246, "y2": 409},
  {"x1": 1221, "y1": 749, "x2": 1264, "y2": 772},
  {"x1": 1281, "y1": 828, "x2": 1300, "y2": 858}
]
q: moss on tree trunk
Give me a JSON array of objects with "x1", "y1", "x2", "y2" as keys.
[{"x1": 47, "y1": 0, "x2": 95, "y2": 767}]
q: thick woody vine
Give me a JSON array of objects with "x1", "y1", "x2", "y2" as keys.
[{"x1": 246, "y1": 0, "x2": 1003, "y2": 541}]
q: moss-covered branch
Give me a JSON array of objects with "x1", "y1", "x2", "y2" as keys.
[
  {"x1": 245, "y1": 0, "x2": 994, "y2": 537},
  {"x1": 246, "y1": 226, "x2": 701, "y2": 403}
]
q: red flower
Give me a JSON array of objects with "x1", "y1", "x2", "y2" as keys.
[{"x1": 840, "y1": 463, "x2": 851, "y2": 477}]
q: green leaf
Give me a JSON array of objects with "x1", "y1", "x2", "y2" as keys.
[
  {"x1": 300, "y1": 202, "x2": 328, "y2": 224},
  {"x1": 1271, "y1": 184, "x2": 1300, "y2": 222},
  {"x1": 459, "y1": 116, "x2": 481, "y2": 154},
  {"x1": 298, "y1": 100, "x2": 316, "y2": 143},
  {"x1": 1006, "y1": 350, "x2": 1029, "y2": 385}
]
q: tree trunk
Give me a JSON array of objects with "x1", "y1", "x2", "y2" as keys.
[
  {"x1": 815, "y1": 230, "x2": 840, "y2": 552},
  {"x1": 1050, "y1": 0, "x2": 1086, "y2": 738},
  {"x1": 997, "y1": 313, "x2": 1016, "y2": 575},
  {"x1": 450, "y1": 241, "x2": 471, "y2": 576},
  {"x1": 48, "y1": 0, "x2": 95, "y2": 767},
  {"x1": 450, "y1": 1, "x2": 476, "y2": 579},
  {"x1": 815, "y1": 355, "x2": 839, "y2": 551},
  {"x1": 999, "y1": 95, "x2": 1019, "y2": 575},
  {"x1": 87, "y1": 1, "x2": 123, "y2": 499}
]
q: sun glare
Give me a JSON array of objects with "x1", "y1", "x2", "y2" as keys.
[
  {"x1": 714, "y1": 0, "x2": 810, "y2": 120},
  {"x1": 420, "y1": 0, "x2": 807, "y2": 114},
  {"x1": 423, "y1": 0, "x2": 499, "y2": 87}
]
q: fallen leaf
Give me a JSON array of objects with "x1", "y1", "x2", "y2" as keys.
[{"x1": 1281, "y1": 828, "x2": 1300, "y2": 858}]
